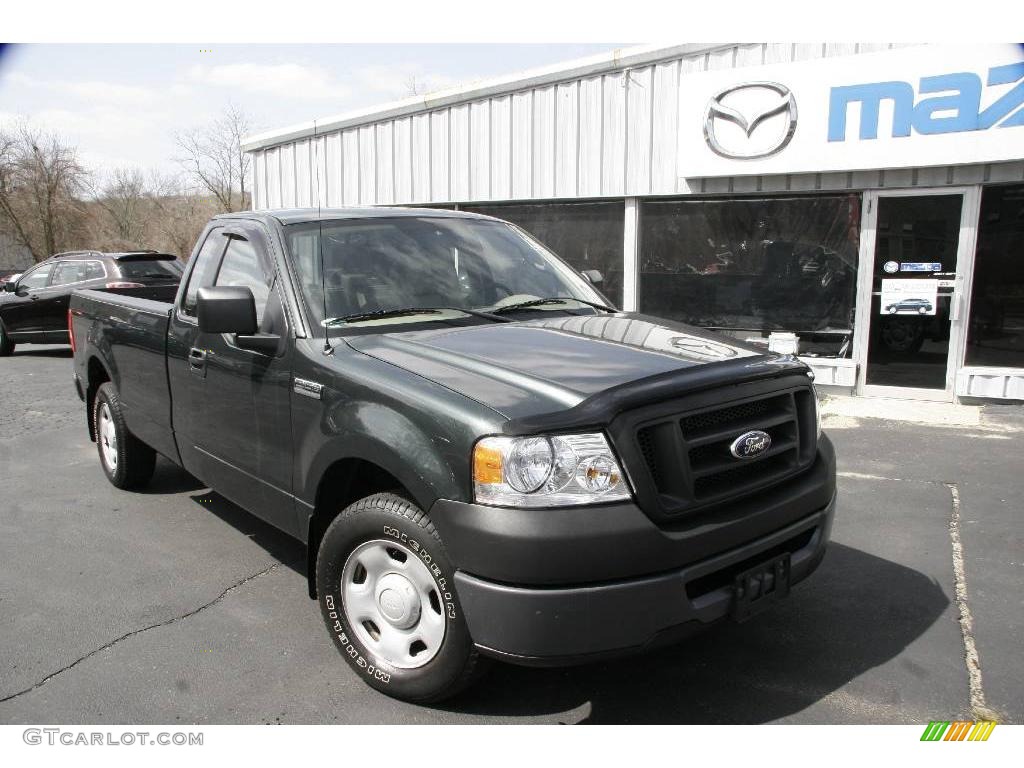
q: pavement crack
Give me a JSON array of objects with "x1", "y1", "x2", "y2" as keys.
[
  {"x1": 945, "y1": 482, "x2": 999, "y2": 722},
  {"x1": 0, "y1": 563, "x2": 279, "y2": 705}
]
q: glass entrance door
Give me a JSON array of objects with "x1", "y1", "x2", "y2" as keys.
[{"x1": 862, "y1": 193, "x2": 967, "y2": 394}]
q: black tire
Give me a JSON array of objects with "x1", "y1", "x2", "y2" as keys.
[
  {"x1": 316, "y1": 492, "x2": 485, "y2": 703},
  {"x1": 879, "y1": 317, "x2": 926, "y2": 355},
  {"x1": 0, "y1": 320, "x2": 15, "y2": 356},
  {"x1": 93, "y1": 382, "x2": 156, "y2": 490}
]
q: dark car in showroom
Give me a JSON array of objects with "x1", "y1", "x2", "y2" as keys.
[{"x1": 0, "y1": 250, "x2": 183, "y2": 355}]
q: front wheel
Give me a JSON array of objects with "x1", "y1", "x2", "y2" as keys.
[
  {"x1": 0, "y1": 320, "x2": 14, "y2": 356},
  {"x1": 316, "y1": 492, "x2": 484, "y2": 702},
  {"x1": 93, "y1": 382, "x2": 156, "y2": 490}
]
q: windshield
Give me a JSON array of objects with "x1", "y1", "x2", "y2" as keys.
[{"x1": 283, "y1": 216, "x2": 606, "y2": 329}]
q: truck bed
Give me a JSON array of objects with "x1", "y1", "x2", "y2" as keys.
[{"x1": 70, "y1": 289, "x2": 178, "y2": 463}]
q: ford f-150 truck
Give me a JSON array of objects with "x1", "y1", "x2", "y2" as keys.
[{"x1": 70, "y1": 208, "x2": 836, "y2": 703}]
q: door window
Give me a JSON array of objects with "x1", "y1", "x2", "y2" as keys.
[
  {"x1": 181, "y1": 231, "x2": 227, "y2": 317},
  {"x1": 18, "y1": 264, "x2": 53, "y2": 290},
  {"x1": 865, "y1": 195, "x2": 962, "y2": 389},
  {"x1": 214, "y1": 236, "x2": 271, "y2": 325},
  {"x1": 52, "y1": 260, "x2": 106, "y2": 286}
]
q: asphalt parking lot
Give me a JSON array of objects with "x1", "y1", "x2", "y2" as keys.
[{"x1": 0, "y1": 345, "x2": 1020, "y2": 724}]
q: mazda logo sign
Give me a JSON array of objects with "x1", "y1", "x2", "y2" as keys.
[{"x1": 704, "y1": 81, "x2": 798, "y2": 160}]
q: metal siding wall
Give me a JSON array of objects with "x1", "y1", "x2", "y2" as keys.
[
  {"x1": 511, "y1": 91, "x2": 532, "y2": 198},
  {"x1": 651, "y1": 61, "x2": 680, "y2": 195},
  {"x1": 533, "y1": 86, "x2": 556, "y2": 199},
  {"x1": 470, "y1": 100, "x2": 491, "y2": 199},
  {"x1": 490, "y1": 96, "x2": 512, "y2": 200},
  {"x1": 325, "y1": 132, "x2": 343, "y2": 207},
  {"x1": 375, "y1": 121, "x2": 395, "y2": 205},
  {"x1": 253, "y1": 151, "x2": 266, "y2": 210},
  {"x1": 601, "y1": 72, "x2": 626, "y2": 196},
  {"x1": 280, "y1": 143, "x2": 296, "y2": 208},
  {"x1": 342, "y1": 130, "x2": 359, "y2": 205},
  {"x1": 625, "y1": 66, "x2": 653, "y2": 196},
  {"x1": 451, "y1": 104, "x2": 471, "y2": 201},
  {"x1": 394, "y1": 117, "x2": 413, "y2": 204},
  {"x1": 265, "y1": 147, "x2": 281, "y2": 209},
  {"x1": 411, "y1": 114, "x2": 431, "y2": 203},
  {"x1": 430, "y1": 111, "x2": 450, "y2": 202},
  {"x1": 358, "y1": 125, "x2": 377, "y2": 205},
  {"x1": 248, "y1": 43, "x2": 1020, "y2": 210},
  {"x1": 555, "y1": 82, "x2": 578, "y2": 197},
  {"x1": 295, "y1": 138, "x2": 312, "y2": 208},
  {"x1": 578, "y1": 76, "x2": 603, "y2": 198}
]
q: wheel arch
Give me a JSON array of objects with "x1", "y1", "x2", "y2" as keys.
[{"x1": 305, "y1": 457, "x2": 418, "y2": 600}]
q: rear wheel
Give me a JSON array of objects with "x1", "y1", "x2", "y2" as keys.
[
  {"x1": 93, "y1": 382, "x2": 156, "y2": 490},
  {"x1": 0, "y1": 320, "x2": 14, "y2": 356},
  {"x1": 316, "y1": 492, "x2": 484, "y2": 702}
]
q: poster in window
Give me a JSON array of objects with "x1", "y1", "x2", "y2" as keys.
[{"x1": 880, "y1": 278, "x2": 938, "y2": 316}]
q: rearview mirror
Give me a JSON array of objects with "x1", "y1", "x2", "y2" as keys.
[
  {"x1": 581, "y1": 269, "x2": 603, "y2": 285},
  {"x1": 197, "y1": 286, "x2": 257, "y2": 335},
  {"x1": 2, "y1": 281, "x2": 17, "y2": 293}
]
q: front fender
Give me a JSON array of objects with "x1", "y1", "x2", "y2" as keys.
[{"x1": 302, "y1": 405, "x2": 460, "y2": 514}]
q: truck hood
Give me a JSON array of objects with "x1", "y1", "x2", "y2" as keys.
[{"x1": 345, "y1": 313, "x2": 789, "y2": 421}]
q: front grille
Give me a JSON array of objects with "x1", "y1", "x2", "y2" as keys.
[{"x1": 628, "y1": 385, "x2": 817, "y2": 517}]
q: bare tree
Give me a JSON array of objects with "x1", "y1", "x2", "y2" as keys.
[
  {"x1": 175, "y1": 104, "x2": 252, "y2": 213},
  {"x1": 94, "y1": 167, "x2": 148, "y2": 247},
  {"x1": 0, "y1": 123, "x2": 89, "y2": 261},
  {"x1": 146, "y1": 172, "x2": 220, "y2": 259}
]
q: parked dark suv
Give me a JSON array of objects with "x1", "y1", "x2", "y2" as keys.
[{"x1": 0, "y1": 250, "x2": 183, "y2": 355}]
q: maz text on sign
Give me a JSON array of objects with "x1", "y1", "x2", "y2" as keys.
[{"x1": 828, "y1": 62, "x2": 1024, "y2": 141}]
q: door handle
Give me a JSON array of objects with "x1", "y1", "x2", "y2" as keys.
[
  {"x1": 188, "y1": 347, "x2": 207, "y2": 377},
  {"x1": 29, "y1": 294, "x2": 39, "y2": 301}
]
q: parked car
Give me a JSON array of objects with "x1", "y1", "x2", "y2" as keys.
[
  {"x1": 70, "y1": 208, "x2": 836, "y2": 703},
  {"x1": 884, "y1": 297, "x2": 933, "y2": 314},
  {"x1": 0, "y1": 250, "x2": 183, "y2": 355}
]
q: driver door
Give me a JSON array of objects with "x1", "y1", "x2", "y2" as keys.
[
  {"x1": 173, "y1": 224, "x2": 297, "y2": 535},
  {"x1": 3, "y1": 263, "x2": 55, "y2": 335}
]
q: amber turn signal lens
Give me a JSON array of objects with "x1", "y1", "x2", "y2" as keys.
[{"x1": 473, "y1": 442, "x2": 504, "y2": 485}]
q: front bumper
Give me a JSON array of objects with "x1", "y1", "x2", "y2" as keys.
[
  {"x1": 453, "y1": 493, "x2": 834, "y2": 664},
  {"x1": 429, "y1": 436, "x2": 836, "y2": 664}
]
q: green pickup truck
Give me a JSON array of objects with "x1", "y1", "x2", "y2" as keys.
[{"x1": 70, "y1": 207, "x2": 836, "y2": 703}]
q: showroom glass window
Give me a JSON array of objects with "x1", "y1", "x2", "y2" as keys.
[
  {"x1": 965, "y1": 184, "x2": 1024, "y2": 368},
  {"x1": 462, "y1": 201, "x2": 625, "y2": 306},
  {"x1": 638, "y1": 195, "x2": 861, "y2": 357}
]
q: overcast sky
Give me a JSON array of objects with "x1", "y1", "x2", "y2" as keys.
[{"x1": 0, "y1": 43, "x2": 620, "y2": 181}]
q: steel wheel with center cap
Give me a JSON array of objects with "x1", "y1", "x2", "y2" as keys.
[
  {"x1": 315, "y1": 492, "x2": 483, "y2": 702},
  {"x1": 92, "y1": 382, "x2": 156, "y2": 490},
  {"x1": 342, "y1": 539, "x2": 446, "y2": 668}
]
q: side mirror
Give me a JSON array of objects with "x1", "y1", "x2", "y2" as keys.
[
  {"x1": 3, "y1": 281, "x2": 17, "y2": 293},
  {"x1": 197, "y1": 286, "x2": 257, "y2": 335},
  {"x1": 581, "y1": 269, "x2": 604, "y2": 285},
  {"x1": 196, "y1": 285, "x2": 281, "y2": 355}
]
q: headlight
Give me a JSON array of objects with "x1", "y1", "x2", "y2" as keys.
[{"x1": 473, "y1": 433, "x2": 631, "y2": 508}]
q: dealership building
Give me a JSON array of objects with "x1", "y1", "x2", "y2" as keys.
[{"x1": 243, "y1": 42, "x2": 1024, "y2": 402}]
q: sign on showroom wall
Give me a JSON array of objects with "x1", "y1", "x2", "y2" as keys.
[{"x1": 678, "y1": 44, "x2": 1024, "y2": 178}]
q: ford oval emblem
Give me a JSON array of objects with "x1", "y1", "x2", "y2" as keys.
[{"x1": 730, "y1": 430, "x2": 772, "y2": 459}]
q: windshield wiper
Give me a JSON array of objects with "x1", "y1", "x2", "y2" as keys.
[
  {"x1": 490, "y1": 296, "x2": 618, "y2": 315},
  {"x1": 324, "y1": 306, "x2": 511, "y2": 326}
]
